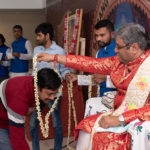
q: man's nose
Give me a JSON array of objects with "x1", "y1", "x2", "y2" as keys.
[
  {"x1": 36, "y1": 36, "x2": 40, "y2": 40},
  {"x1": 96, "y1": 35, "x2": 102, "y2": 41},
  {"x1": 49, "y1": 95, "x2": 55, "y2": 100}
]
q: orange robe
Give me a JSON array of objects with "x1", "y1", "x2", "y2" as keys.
[{"x1": 65, "y1": 50, "x2": 150, "y2": 150}]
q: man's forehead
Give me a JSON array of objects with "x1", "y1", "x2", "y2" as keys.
[
  {"x1": 13, "y1": 28, "x2": 21, "y2": 32},
  {"x1": 95, "y1": 27, "x2": 109, "y2": 34},
  {"x1": 37, "y1": 32, "x2": 43, "y2": 35},
  {"x1": 43, "y1": 88, "x2": 58, "y2": 93}
]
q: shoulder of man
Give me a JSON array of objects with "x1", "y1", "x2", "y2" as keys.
[
  {"x1": 52, "y1": 41, "x2": 66, "y2": 54},
  {"x1": 33, "y1": 45, "x2": 43, "y2": 51}
]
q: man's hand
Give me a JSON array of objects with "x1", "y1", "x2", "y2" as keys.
[
  {"x1": 5, "y1": 56, "x2": 9, "y2": 61},
  {"x1": 37, "y1": 52, "x2": 54, "y2": 62},
  {"x1": 98, "y1": 115, "x2": 121, "y2": 129},
  {"x1": 13, "y1": 52, "x2": 20, "y2": 57},
  {"x1": 92, "y1": 74, "x2": 107, "y2": 84},
  {"x1": 26, "y1": 107, "x2": 35, "y2": 116},
  {"x1": 65, "y1": 73, "x2": 77, "y2": 82}
]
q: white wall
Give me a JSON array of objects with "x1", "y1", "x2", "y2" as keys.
[
  {"x1": 0, "y1": 10, "x2": 46, "y2": 48},
  {"x1": 0, "y1": 9, "x2": 46, "y2": 70},
  {"x1": 0, "y1": 0, "x2": 46, "y2": 9}
]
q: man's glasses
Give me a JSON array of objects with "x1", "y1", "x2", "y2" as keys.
[{"x1": 115, "y1": 43, "x2": 130, "y2": 50}]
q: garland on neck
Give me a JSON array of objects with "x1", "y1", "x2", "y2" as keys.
[{"x1": 33, "y1": 55, "x2": 63, "y2": 138}]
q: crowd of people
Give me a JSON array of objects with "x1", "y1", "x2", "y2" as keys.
[
  {"x1": 0, "y1": 22, "x2": 70, "y2": 150},
  {"x1": 0, "y1": 19, "x2": 150, "y2": 150}
]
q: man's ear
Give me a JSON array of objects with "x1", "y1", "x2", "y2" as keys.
[
  {"x1": 130, "y1": 43, "x2": 140, "y2": 54},
  {"x1": 111, "y1": 31, "x2": 115, "y2": 39},
  {"x1": 37, "y1": 86, "x2": 41, "y2": 92},
  {"x1": 46, "y1": 33, "x2": 50, "y2": 40}
]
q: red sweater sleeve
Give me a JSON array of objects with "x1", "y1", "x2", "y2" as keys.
[
  {"x1": 9, "y1": 125, "x2": 30, "y2": 150},
  {"x1": 123, "y1": 104, "x2": 150, "y2": 124},
  {"x1": 65, "y1": 55, "x2": 116, "y2": 75}
]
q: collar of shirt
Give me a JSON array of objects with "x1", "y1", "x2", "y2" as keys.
[
  {"x1": 50, "y1": 41, "x2": 57, "y2": 49},
  {"x1": 39, "y1": 41, "x2": 62, "y2": 54}
]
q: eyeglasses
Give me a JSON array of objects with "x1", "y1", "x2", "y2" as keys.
[
  {"x1": 13, "y1": 30, "x2": 21, "y2": 33},
  {"x1": 115, "y1": 44, "x2": 130, "y2": 50}
]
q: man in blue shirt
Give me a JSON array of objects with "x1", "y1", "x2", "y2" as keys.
[
  {"x1": 30, "y1": 22, "x2": 70, "y2": 150},
  {"x1": 5, "y1": 25, "x2": 32, "y2": 78},
  {"x1": 93, "y1": 19, "x2": 116, "y2": 96},
  {"x1": 0, "y1": 34, "x2": 10, "y2": 83}
]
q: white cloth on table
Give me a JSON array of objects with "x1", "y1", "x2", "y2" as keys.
[{"x1": 84, "y1": 97, "x2": 111, "y2": 118}]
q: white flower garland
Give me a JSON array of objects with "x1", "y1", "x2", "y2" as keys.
[
  {"x1": 33, "y1": 55, "x2": 63, "y2": 138},
  {"x1": 88, "y1": 75, "x2": 92, "y2": 98},
  {"x1": 66, "y1": 81, "x2": 77, "y2": 150}
]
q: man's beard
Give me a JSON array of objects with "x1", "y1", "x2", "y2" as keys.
[
  {"x1": 97, "y1": 38, "x2": 112, "y2": 48},
  {"x1": 36, "y1": 38, "x2": 47, "y2": 46}
]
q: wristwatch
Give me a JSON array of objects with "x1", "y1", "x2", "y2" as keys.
[{"x1": 118, "y1": 115, "x2": 126, "y2": 126}]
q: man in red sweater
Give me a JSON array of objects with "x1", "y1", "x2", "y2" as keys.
[{"x1": 0, "y1": 68, "x2": 61, "y2": 150}]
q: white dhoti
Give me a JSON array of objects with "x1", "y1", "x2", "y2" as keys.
[{"x1": 76, "y1": 131, "x2": 91, "y2": 150}]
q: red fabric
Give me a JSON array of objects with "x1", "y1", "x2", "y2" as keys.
[
  {"x1": 5, "y1": 76, "x2": 35, "y2": 116},
  {"x1": 75, "y1": 114, "x2": 131, "y2": 150},
  {"x1": 123, "y1": 104, "x2": 150, "y2": 124},
  {"x1": 9, "y1": 126, "x2": 30, "y2": 150},
  {"x1": 92, "y1": 132, "x2": 131, "y2": 150},
  {"x1": 25, "y1": 80, "x2": 84, "y2": 140},
  {"x1": 0, "y1": 103, "x2": 9, "y2": 128},
  {"x1": 0, "y1": 76, "x2": 35, "y2": 150}
]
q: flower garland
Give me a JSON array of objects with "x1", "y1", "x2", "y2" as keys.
[
  {"x1": 88, "y1": 75, "x2": 92, "y2": 98},
  {"x1": 64, "y1": 9, "x2": 81, "y2": 54},
  {"x1": 67, "y1": 81, "x2": 77, "y2": 150},
  {"x1": 33, "y1": 56, "x2": 63, "y2": 138}
]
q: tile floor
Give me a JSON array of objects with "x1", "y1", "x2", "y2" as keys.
[{"x1": 27, "y1": 136, "x2": 77, "y2": 150}]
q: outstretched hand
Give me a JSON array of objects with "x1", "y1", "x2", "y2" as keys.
[
  {"x1": 36, "y1": 52, "x2": 54, "y2": 62},
  {"x1": 92, "y1": 74, "x2": 106, "y2": 84}
]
